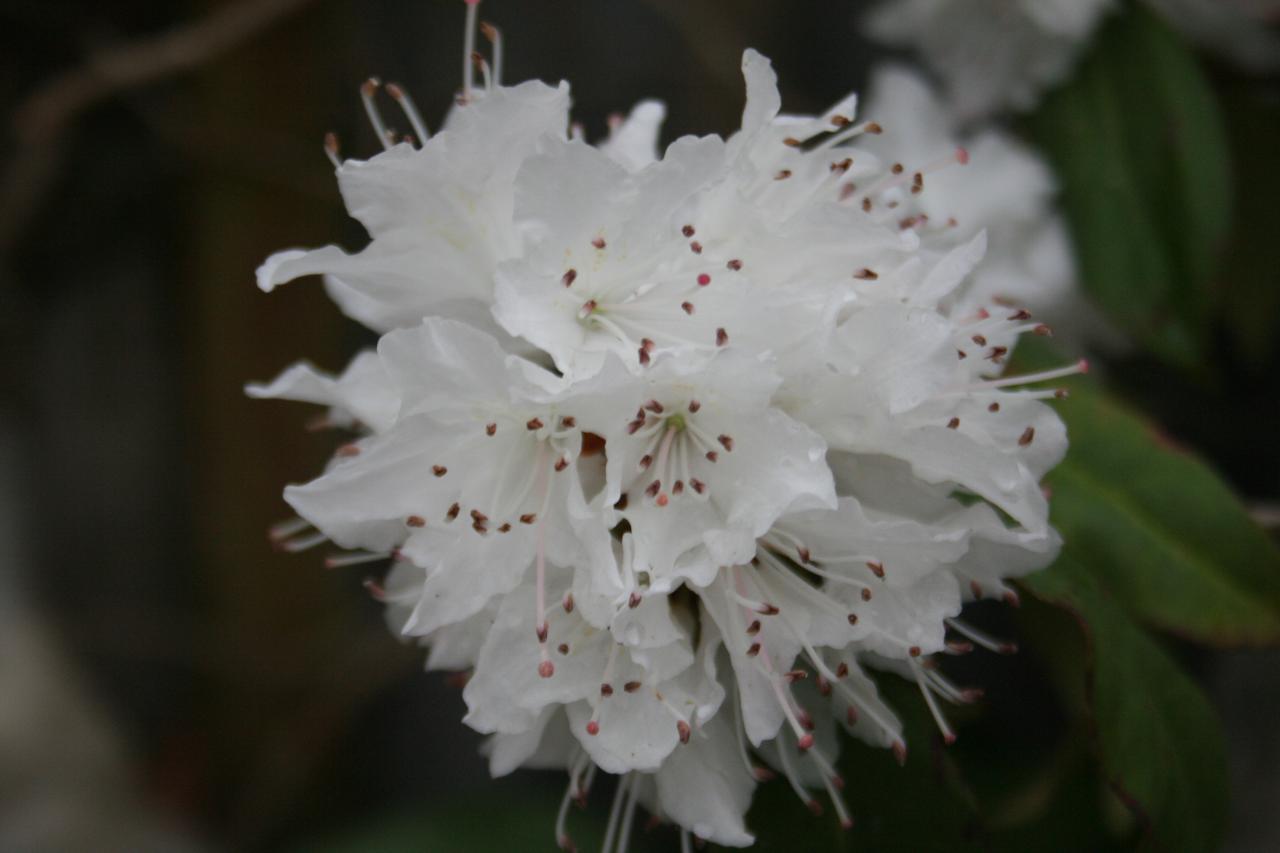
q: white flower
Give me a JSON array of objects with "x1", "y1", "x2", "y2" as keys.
[
  {"x1": 867, "y1": 0, "x2": 1279, "y2": 121},
  {"x1": 252, "y1": 5, "x2": 1083, "y2": 849}
]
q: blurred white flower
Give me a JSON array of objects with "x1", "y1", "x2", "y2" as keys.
[
  {"x1": 252, "y1": 5, "x2": 1083, "y2": 848},
  {"x1": 867, "y1": 0, "x2": 1279, "y2": 120}
]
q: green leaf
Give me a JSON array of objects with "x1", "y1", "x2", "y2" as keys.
[
  {"x1": 1044, "y1": 368, "x2": 1280, "y2": 645},
  {"x1": 1028, "y1": 4, "x2": 1232, "y2": 367},
  {"x1": 1024, "y1": 555, "x2": 1228, "y2": 853}
]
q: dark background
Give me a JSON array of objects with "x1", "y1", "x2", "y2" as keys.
[{"x1": 1, "y1": 1, "x2": 1277, "y2": 850}]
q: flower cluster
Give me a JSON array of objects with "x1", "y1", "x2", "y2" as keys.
[{"x1": 252, "y1": 5, "x2": 1082, "y2": 848}]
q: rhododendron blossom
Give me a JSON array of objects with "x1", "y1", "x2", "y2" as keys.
[{"x1": 252, "y1": 3, "x2": 1082, "y2": 849}]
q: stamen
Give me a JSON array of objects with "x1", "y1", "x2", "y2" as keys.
[
  {"x1": 600, "y1": 774, "x2": 632, "y2": 853},
  {"x1": 322, "y1": 132, "x2": 340, "y2": 168},
  {"x1": 968, "y1": 359, "x2": 1088, "y2": 391},
  {"x1": 323, "y1": 550, "x2": 390, "y2": 569},
  {"x1": 471, "y1": 51, "x2": 492, "y2": 91},
  {"x1": 359, "y1": 78, "x2": 393, "y2": 151},
  {"x1": 911, "y1": 660, "x2": 956, "y2": 744},
  {"x1": 268, "y1": 516, "x2": 311, "y2": 543},
  {"x1": 945, "y1": 617, "x2": 1017, "y2": 654},
  {"x1": 478, "y1": 21, "x2": 503, "y2": 84},
  {"x1": 385, "y1": 83, "x2": 430, "y2": 142},
  {"x1": 280, "y1": 531, "x2": 327, "y2": 553},
  {"x1": 461, "y1": 0, "x2": 481, "y2": 104}
]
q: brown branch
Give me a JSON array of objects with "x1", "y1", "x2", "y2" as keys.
[{"x1": 0, "y1": 0, "x2": 322, "y2": 257}]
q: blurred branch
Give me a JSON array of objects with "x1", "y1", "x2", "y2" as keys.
[
  {"x1": 0, "y1": 0, "x2": 322, "y2": 258},
  {"x1": 1251, "y1": 503, "x2": 1280, "y2": 532}
]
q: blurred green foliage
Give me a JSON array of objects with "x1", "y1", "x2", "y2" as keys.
[{"x1": 1030, "y1": 5, "x2": 1232, "y2": 370}]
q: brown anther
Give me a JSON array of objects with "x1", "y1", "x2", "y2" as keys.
[
  {"x1": 1034, "y1": 323, "x2": 1053, "y2": 336},
  {"x1": 406, "y1": 515, "x2": 426, "y2": 528},
  {"x1": 947, "y1": 417, "x2": 960, "y2": 430},
  {"x1": 447, "y1": 502, "x2": 461, "y2": 521},
  {"x1": 624, "y1": 680, "x2": 641, "y2": 693},
  {"x1": 672, "y1": 480, "x2": 685, "y2": 495},
  {"x1": 470, "y1": 509, "x2": 488, "y2": 523},
  {"x1": 909, "y1": 646, "x2": 922, "y2": 657},
  {"x1": 645, "y1": 480, "x2": 662, "y2": 498},
  {"x1": 836, "y1": 661, "x2": 850, "y2": 678},
  {"x1": 785, "y1": 670, "x2": 808, "y2": 683},
  {"x1": 638, "y1": 346, "x2": 651, "y2": 366},
  {"x1": 831, "y1": 114, "x2": 851, "y2": 127},
  {"x1": 639, "y1": 454, "x2": 653, "y2": 470},
  {"x1": 988, "y1": 402, "x2": 1000, "y2": 413},
  {"x1": 641, "y1": 338, "x2": 656, "y2": 353},
  {"x1": 716, "y1": 328, "x2": 729, "y2": 347},
  {"x1": 853, "y1": 267, "x2": 879, "y2": 280},
  {"x1": 591, "y1": 236, "x2": 606, "y2": 249},
  {"x1": 681, "y1": 301, "x2": 695, "y2": 315},
  {"x1": 817, "y1": 675, "x2": 832, "y2": 696},
  {"x1": 866, "y1": 122, "x2": 883, "y2": 134},
  {"x1": 690, "y1": 478, "x2": 706, "y2": 494},
  {"x1": 1018, "y1": 426, "x2": 1036, "y2": 446},
  {"x1": 774, "y1": 169, "x2": 793, "y2": 180},
  {"x1": 746, "y1": 643, "x2": 761, "y2": 657},
  {"x1": 797, "y1": 546, "x2": 812, "y2": 564},
  {"x1": 846, "y1": 613, "x2": 859, "y2": 629},
  {"x1": 561, "y1": 269, "x2": 577, "y2": 287},
  {"x1": 601, "y1": 683, "x2": 614, "y2": 697},
  {"x1": 681, "y1": 224, "x2": 695, "y2": 238},
  {"x1": 432, "y1": 465, "x2": 447, "y2": 477},
  {"x1": 471, "y1": 520, "x2": 487, "y2": 534},
  {"x1": 717, "y1": 434, "x2": 734, "y2": 451},
  {"x1": 911, "y1": 172, "x2": 924, "y2": 194},
  {"x1": 557, "y1": 643, "x2": 569, "y2": 655},
  {"x1": 485, "y1": 422, "x2": 497, "y2": 436},
  {"x1": 526, "y1": 417, "x2": 544, "y2": 431},
  {"x1": 866, "y1": 560, "x2": 885, "y2": 578},
  {"x1": 783, "y1": 136, "x2": 802, "y2": 147},
  {"x1": 830, "y1": 157, "x2": 852, "y2": 173},
  {"x1": 988, "y1": 345, "x2": 1009, "y2": 361},
  {"x1": 519, "y1": 513, "x2": 537, "y2": 525},
  {"x1": 758, "y1": 603, "x2": 780, "y2": 616},
  {"x1": 628, "y1": 591, "x2": 642, "y2": 609},
  {"x1": 1054, "y1": 388, "x2": 1070, "y2": 400},
  {"x1": 1008, "y1": 309, "x2": 1032, "y2": 321},
  {"x1": 861, "y1": 588, "x2": 873, "y2": 602},
  {"x1": 497, "y1": 523, "x2": 512, "y2": 533},
  {"x1": 705, "y1": 450, "x2": 718, "y2": 463},
  {"x1": 559, "y1": 416, "x2": 576, "y2": 429},
  {"x1": 746, "y1": 620, "x2": 761, "y2": 636},
  {"x1": 891, "y1": 163, "x2": 904, "y2": 175},
  {"x1": 645, "y1": 399, "x2": 664, "y2": 413},
  {"x1": 846, "y1": 706, "x2": 859, "y2": 726},
  {"x1": 687, "y1": 399, "x2": 701, "y2": 413},
  {"x1": 563, "y1": 594, "x2": 575, "y2": 613},
  {"x1": 336, "y1": 444, "x2": 361, "y2": 458},
  {"x1": 727, "y1": 258, "x2": 743, "y2": 271},
  {"x1": 862, "y1": 197, "x2": 873, "y2": 212},
  {"x1": 677, "y1": 720, "x2": 692, "y2": 744},
  {"x1": 972, "y1": 334, "x2": 988, "y2": 346},
  {"x1": 554, "y1": 457, "x2": 569, "y2": 472},
  {"x1": 690, "y1": 240, "x2": 703, "y2": 254},
  {"x1": 957, "y1": 350, "x2": 968, "y2": 359},
  {"x1": 535, "y1": 623, "x2": 549, "y2": 643}
]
